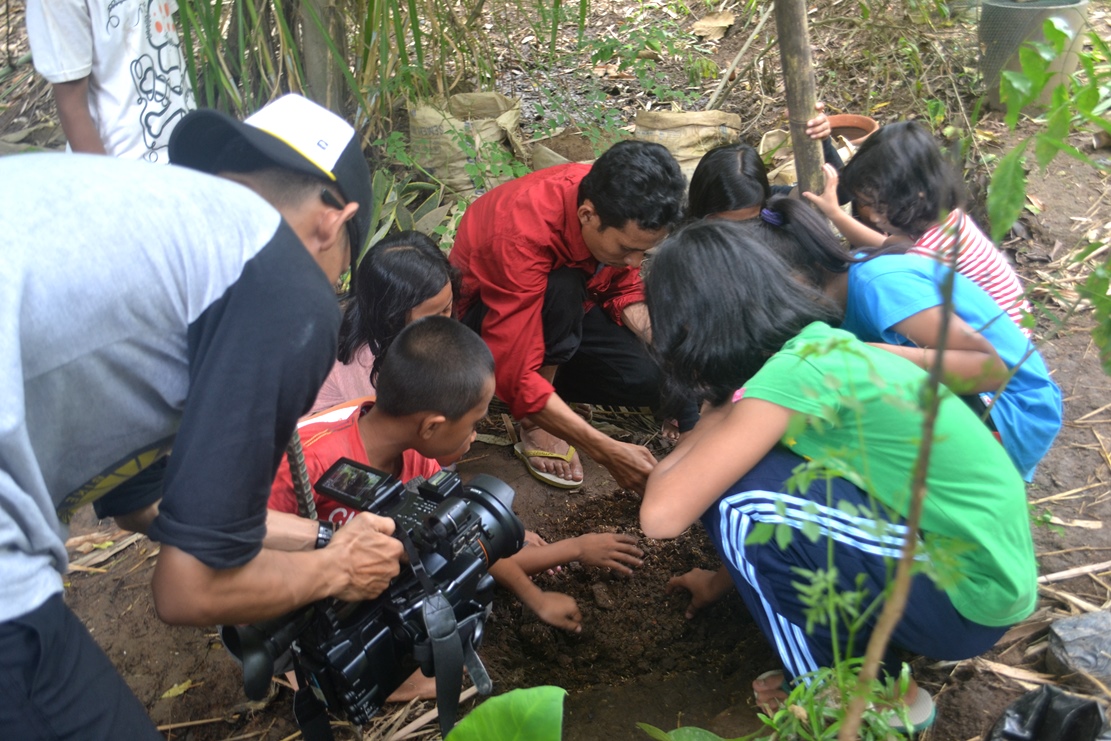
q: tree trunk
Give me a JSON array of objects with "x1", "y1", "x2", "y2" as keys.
[
  {"x1": 300, "y1": 0, "x2": 345, "y2": 114},
  {"x1": 774, "y1": 0, "x2": 823, "y2": 198}
]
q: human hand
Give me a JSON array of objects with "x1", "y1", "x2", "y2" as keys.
[
  {"x1": 573, "y1": 533, "x2": 644, "y2": 575},
  {"x1": 666, "y1": 567, "x2": 733, "y2": 620},
  {"x1": 531, "y1": 590, "x2": 583, "y2": 633},
  {"x1": 329, "y1": 512, "x2": 404, "y2": 601},
  {"x1": 600, "y1": 440, "x2": 657, "y2": 494},
  {"x1": 802, "y1": 163, "x2": 842, "y2": 218},
  {"x1": 805, "y1": 101, "x2": 831, "y2": 141},
  {"x1": 523, "y1": 530, "x2": 549, "y2": 548}
]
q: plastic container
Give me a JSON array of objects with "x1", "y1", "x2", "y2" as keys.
[{"x1": 979, "y1": 0, "x2": 1090, "y2": 109}]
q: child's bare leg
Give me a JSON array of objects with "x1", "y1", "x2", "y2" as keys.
[{"x1": 386, "y1": 668, "x2": 437, "y2": 702}]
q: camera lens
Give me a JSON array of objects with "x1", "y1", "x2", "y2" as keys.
[{"x1": 460, "y1": 474, "x2": 525, "y2": 564}]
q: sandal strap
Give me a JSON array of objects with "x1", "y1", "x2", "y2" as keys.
[{"x1": 515, "y1": 445, "x2": 577, "y2": 463}]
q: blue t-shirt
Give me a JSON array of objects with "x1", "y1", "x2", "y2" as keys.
[{"x1": 841, "y1": 254, "x2": 1061, "y2": 482}]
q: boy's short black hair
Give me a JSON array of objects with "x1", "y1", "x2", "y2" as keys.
[
  {"x1": 578, "y1": 140, "x2": 686, "y2": 231},
  {"x1": 374, "y1": 316, "x2": 494, "y2": 420}
]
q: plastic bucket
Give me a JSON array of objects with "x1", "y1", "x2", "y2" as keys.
[{"x1": 979, "y1": 0, "x2": 1090, "y2": 109}]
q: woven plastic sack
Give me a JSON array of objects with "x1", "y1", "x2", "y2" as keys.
[
  {"x1": 408, "y1": 93, "x2": 528, "y2": 198},
  {"x1": 634, "y1": 110, "x2": 743, "y2": 180}
]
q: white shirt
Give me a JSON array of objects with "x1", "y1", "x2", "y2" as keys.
[{"x1": 26, "y1": 0, "x2": 195, "y2": 162}]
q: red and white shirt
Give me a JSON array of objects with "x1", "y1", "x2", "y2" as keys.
[
  {"x1": 268, "y1": 398, "x2": 441, "y2": 526},
  {"x1": 908, "y1": 210, "x2": 1032, "y2": 337}
]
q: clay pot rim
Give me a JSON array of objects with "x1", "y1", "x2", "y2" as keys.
[{"x1": 826, "y1": 113, "x2": 879, "y2": 146}]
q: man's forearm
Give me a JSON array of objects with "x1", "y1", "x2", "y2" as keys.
[
  {"x1": 264, "y1": 509, "x2": 321, "y2": 551},
  {"x1": 151, "y1": 512, "x2": 403, "y2": 626},
  {"x1": 620, "y1": 302, "x2": 651, "y2": 343},
  {"x1": 52, "y1": 78, "x2": 108, "y2": 155},
  {"x1": 151, "y1": 544, "x2": 346, "y2": 626}
]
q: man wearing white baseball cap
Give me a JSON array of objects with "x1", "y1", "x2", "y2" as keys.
[{"x1": 0, "y1": 94, "x2": 395, "y2": 739}]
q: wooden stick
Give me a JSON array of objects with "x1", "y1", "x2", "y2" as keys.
[
  {"x1": 1038, "y1": 583, "x2": 1103, "y2": 613},
  {"x1": 1076, "y1": 401, "x2": 1111, "y2": 421},
  {"x1": 1038, "y1": 559, "x2": 1111, "y2": 584},
  {"x1": 1031, "y1": 481, "x2": 1105, "y2": 504},
  {"x1": 773, "y1": 0, "x2": 823, "y2": 196},
  {"x1": 155, "y1": 716, "x2": 227, "y2": 731},
  {"x1": 390, "y1": 685, "x2": 479, "y2": 740},
  {"x1": 68, "y1": 532, "x2": 143, "y2": 570}
]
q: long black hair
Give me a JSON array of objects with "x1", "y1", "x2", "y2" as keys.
[
  {"x1": 840, "y1": 120, "x2": 965, "y2": 240},
  {"x1": 645, "y1": 219, "x2": 840, "y2": 407},
  {"x1": 336, "y1": 231, "x2": 459, "y2": 383},
  {"x1": 756, "y1": 196, "x2": 861, "y2": 289},
  {"x1": 687, "y1": 142, "x2": 771, "y2": 220}
]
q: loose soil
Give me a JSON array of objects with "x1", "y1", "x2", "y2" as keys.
[{"x1": 6, "y1": 0, "x2": 1111, "y2": 738}]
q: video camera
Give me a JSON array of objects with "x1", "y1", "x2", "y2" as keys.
[{"x1": 222, "y1": 459, "x2": 525, "y2": 739}]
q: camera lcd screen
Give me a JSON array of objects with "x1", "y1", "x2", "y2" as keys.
[{"x1": 319, "y1": 461, "x2": 384, "y2": 502}]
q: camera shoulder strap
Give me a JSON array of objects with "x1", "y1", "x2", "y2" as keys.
[{"x1": 400, "y1": 532, "x2": 467, "y2": 737}]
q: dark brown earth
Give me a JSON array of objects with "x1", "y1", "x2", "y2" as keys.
[{"x1": 8, "y1": 0, "x2": 1111, "y2": 738}]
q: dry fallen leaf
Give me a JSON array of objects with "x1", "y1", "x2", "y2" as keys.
[
  {"x1": 161, "y1": 679, "x2": 198, "y2": 699},
  {"x1": 692, "y1": 11, "x2": 735, "y2": 41}
]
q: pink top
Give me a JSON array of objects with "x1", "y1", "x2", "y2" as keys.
[
  {"x1": 908, "y1": 210, "x2": 1032, "y2": 337},
  {"x1": 309, "y1": 345, "x2": 376, "y2": 415}
]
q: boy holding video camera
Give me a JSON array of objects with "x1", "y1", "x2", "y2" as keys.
[{"x1": 268, "y1": 316, "x2": 644, "y2": 646}]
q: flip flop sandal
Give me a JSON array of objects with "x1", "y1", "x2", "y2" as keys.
[
  {"x1": 752, "y1": 669, "x2": 791, "y2": 715},
  {"x1": 513, "y1": 441, "x2": 584, "y2": 490},
  {"x1": 888, "y1": 686, "x2": 936, "y2": 734}
]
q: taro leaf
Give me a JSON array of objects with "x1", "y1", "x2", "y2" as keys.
[
  {"x1": 636, "y1": 723, "x2": 743, "y2": 740},
  {"x1": 986, "y1": 144, "x2": 1028, "y2": 244},
  {"x1": 160, "y1": 679, "x2": 195, "y2": 699},
  {"x1": 447, "y1": 685, "x2": 565, "y2": 741}
]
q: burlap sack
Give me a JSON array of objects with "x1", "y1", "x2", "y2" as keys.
[
  {"x1": 408, "y1": 92, "x2": 528, "y2": 198},
  {"x1": 760, "y1": 129, "x2": 856, "y2": 188},
  {"x1": 633, "y1": 110, "x2": 743, "y2": 179}
]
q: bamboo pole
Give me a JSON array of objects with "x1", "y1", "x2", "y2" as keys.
[{"x1": 773, "y1": 0, "x2": 823, "y2": 198}]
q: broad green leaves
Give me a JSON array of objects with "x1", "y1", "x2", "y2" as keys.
[{"x1": 448, "y1": 686, "x2": 566, "y2": 741}]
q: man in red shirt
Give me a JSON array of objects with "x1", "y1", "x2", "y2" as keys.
[{"x1": 450, "y1": 141, "x2": 686, "y2": 492}]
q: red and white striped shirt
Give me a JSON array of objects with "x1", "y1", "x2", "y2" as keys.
[{"x1": 908, "y1": 210, "x2": 1031, "y2": 337}]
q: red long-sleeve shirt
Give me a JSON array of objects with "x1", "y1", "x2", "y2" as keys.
[{"x1": 450, "y1": 164, "x2": 644, "y2": 418}]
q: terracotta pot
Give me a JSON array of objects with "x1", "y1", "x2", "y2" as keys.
[{"x1": 826, "y1": 114, "x2": 879, "y2": 146}]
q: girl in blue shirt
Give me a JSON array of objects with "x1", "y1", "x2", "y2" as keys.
[{"x1": 754, "y1": 196, "x2": 1061, "y2": 481}]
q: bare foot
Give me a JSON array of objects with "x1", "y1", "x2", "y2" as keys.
[
  {"x1": 519, "y1": 424, "x2": 583, "y2": 484},
  {"x1": 386, "y1": 668, "x2": 437, "y2": 702},
  {"x1": 660, "y1": 419, "x2": 680, "y2": 442}
]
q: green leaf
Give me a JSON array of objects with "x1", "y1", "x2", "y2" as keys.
[
  {"x1": 775, "y1": 523, "x2": 794, "y2": 551},
  {"x1": 635, "y1": 723, "x2": 741, "y2": 740},
  {"x1": 447, "y1": 686, "x2": 566, "y2": 741},
  {"x1": 1043, "y1": 17, "x2": 1072, "y2": 54},
  {"x1": 637, "y1": 723, "x2": 674, "y2": 741},
  {"x1": 986, "y1": 144, "x2": 1028, "y2": 244},
  {"x1": 745, "y1": 521, "x2": 775, "y2": 546}
]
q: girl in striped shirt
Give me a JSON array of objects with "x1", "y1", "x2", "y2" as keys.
[{"x1": 804, "y1": 120, "x2": 1031, "y2": 337}]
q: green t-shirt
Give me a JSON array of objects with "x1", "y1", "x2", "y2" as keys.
[{"x1": 743, "y1": 322, "x2": 1036, "y2": 627}]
